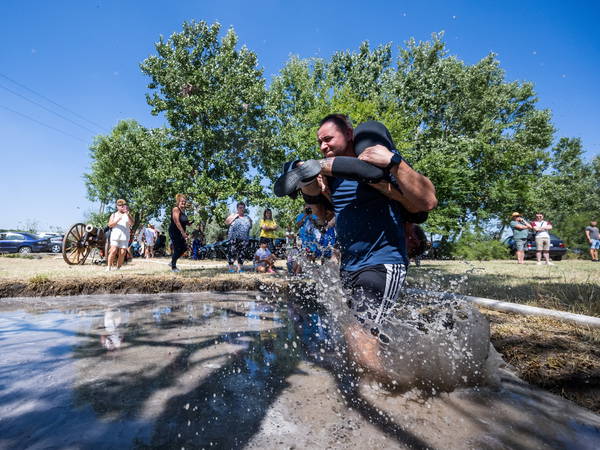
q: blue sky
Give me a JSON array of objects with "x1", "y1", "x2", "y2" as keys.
[{"x1": 1, "y1": 0, "x2": 598, "y2": 230}]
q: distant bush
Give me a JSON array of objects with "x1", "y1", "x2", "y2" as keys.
[{"x1": 450, "y1": 233, "x2": 510, "y2": 261}]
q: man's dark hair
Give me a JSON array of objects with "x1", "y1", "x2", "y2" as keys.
[
  {"x1": 319, "y1": 114, "x2": 353, "y2": 134},
  {"x1": 237, "y1": 202, "x2": 246, "y2": 208}
]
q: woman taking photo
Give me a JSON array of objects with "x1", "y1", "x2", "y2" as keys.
[
  {"x1": 259, "y1": 208, "x2": 278, "y2": 252},
  {"x1": 107, "y1": 199, "x2": 134, "y2": 271},
  {"x1": 169, "y1": 194, "x2": 190, "y2": 272},
  {"x1": 225, "y1": 202, "x2": 252, "y2": 273}
]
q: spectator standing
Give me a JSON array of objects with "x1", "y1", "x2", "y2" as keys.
[
  {"x1": 285, "y1": 224, "x2": 296, "y2": 248},
  {"x1": 531, "y1": 212, "x2": 553, "y2": 265},
  {"x1": 585, "y1": 220, "x2": 600, "y2": 262},
  {"x1": 107, "y1": 199, "x2": 134, "y2": 271},
  {"x1": 143, "y1": 224, "x2": 157, "y2": 259},
  {"x1": 191, "y1": 227, "x2": 204, "y2": 260},
  {"x1": 296, "y1": 205, "x2": 319, "y2": 261},
  {"x1": 510, "y1": 212, "x2": 532, "y2": 264},
  {"x1": 225, "y1": 202, "x2": 253, "y2": 273},
  {"x1": 319, "y1": 216, "x2": 337, "y2": 263},
  {"x1": 259, "y1": 208, "x2": 278, "y2": 251},
  {"x1": 154, "y1": 231, "x2": 166, "y2": 256},
  {"x1": 168, "y1": 194, "x2": 190, "y2": 272}
]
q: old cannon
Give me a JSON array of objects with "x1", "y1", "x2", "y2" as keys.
[{"x1": 62, "y1": 223, "x2": 107, "y2": 265}]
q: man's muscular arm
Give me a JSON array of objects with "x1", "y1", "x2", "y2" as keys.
[
  {"x1": 358, "y1": 145, "x2": 437, "y2": 212},
  {"x1": 315, "y1": 158, "x2": 425, "y2": 213}
]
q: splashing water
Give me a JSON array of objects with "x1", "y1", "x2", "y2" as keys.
[{"x1": 285, "y1": 259, "x2": 500, "y2": 393}]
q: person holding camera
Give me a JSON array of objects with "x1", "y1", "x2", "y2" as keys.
[
  {"x1": 585, "y1": 220, "x2": 600, "y2": 262},
  {"x1": 295, "y1": 204, "x2": 319, "y2": 261},
  {"x1": 510, "y1": 212, "x2": 532, "y2": 264},
  {"x1": 107, "y1": 199, "x2": 134, "y2": 271},
  {"x1": 225, "y1": 202, "x2": 253, "y2": 273}
]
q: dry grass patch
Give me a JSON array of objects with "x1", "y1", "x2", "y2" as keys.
[
  {"x1": 408, "y1": 260, "x2": 600, "y2": 316},
  {"x1": 485, "y1": 309, "x2": 600, "y2": 413},
  {"x1": 0, "y1": 255, "x2": 288, "y2": 298}
]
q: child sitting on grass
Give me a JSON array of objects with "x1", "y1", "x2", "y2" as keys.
[{"x1": 254, "y1": 240, "x2": 276, "y2": 273}]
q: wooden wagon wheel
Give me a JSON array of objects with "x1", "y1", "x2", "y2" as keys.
[{"x1": 62, "y1": 223, "x2": 92, "y2": 265}]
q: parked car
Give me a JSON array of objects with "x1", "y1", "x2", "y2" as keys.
[
  {"x1": 49, "y1": 235, "x2": 64, "y2": 253},
  {"x1": 0, "y1": 232, "x2": 51, "y2": 254},
  {"x1": 37, "y1": 232, "x2": 64, "y2": 253},
  {"x1": 503, "y1": 233, "x2": 567, "y2": 261}
]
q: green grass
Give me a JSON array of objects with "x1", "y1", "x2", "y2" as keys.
[
  {"x1": 1, "y1": 253, "x2": 39, "y2": 260},
  {"x1": 407, "y1": 260, "x2": 600, "y2": 316}
]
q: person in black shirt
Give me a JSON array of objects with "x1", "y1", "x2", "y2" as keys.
[{"x1": 168, "y1": 193, "x2": 190, "y2": 272}]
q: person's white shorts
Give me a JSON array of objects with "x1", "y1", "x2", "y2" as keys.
[{"x1": 110, "y1": 239, "x2": 129, "y2": 249}]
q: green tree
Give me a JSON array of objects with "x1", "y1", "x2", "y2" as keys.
[
  {"x1": 529, "y1": 138, "x2": 600, "y2": 252},
  {"x1": 387, "y1": 34, "x2": 554, "y2": 234},
  {"x1": 140, "y1": 20, "x2": 267, "y2": 218},
  {"x1": 259, "y1": 35, "x2": 554, "y2": 237},
  {"x1": 85, "y1": 120, "x2": 192, "y2": 232}
]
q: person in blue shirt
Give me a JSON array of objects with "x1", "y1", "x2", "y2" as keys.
[
  {"x1": 319, "y1": 217, "x2": 337, "y2": 262},
  {"x1": 295, "y1": 205, "x2": 319, "y2": 260},
  {"x1": 275, "y1": 115, "x2": 437, "y2": 382}
]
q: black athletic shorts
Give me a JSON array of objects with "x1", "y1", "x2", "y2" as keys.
[{"x1": 341, "y1": 264, "x2": 406, "y2": 341}]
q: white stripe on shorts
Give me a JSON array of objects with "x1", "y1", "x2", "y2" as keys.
[{"x1": 374, "y1": 263, "x2": 406, "y2": 323}]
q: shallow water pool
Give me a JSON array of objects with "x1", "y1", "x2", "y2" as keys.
[{"x1": 1, "y1": 291, "x2": 599, "y2": 449}]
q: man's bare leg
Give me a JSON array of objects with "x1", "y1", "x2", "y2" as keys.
[{"x1": 344, "y1": 322, "x2": 393, "y2": 384}]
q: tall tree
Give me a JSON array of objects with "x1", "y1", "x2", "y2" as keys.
[
  {"x1": 387, "y1": 34, "x2": 554, "y2": 233},
  {"x1": 259, "y1": 35, "x2": 554, "y2": 236},
  {"x1": 140, "y1": 21, "x2": 267, "y2": 215},
  {"x1": 85, "y1": 120, "x2": 191, "y2": 230},
  {"x1": 530, "y1": 138, "x2": 600, "y2": 249}
]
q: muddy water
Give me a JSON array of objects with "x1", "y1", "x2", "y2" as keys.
[{"x1": 1, "y1": 291, "x2": 599, "y2": 449}]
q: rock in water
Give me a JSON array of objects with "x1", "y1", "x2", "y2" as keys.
[{"x1": 374, "y1": 297, "x2": 495, "y2": 392}]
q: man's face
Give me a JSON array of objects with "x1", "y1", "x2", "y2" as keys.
[
  {"x1": 535, "y1": 214, "x2": 544, "y2": 221},
  {"x1": 317, "y1": 121, "x2": 352, "y2": 158},
  {"x1": 237, "y1": 204, "x2": 245, "y2": 214},
  {"x1": 592, "y1": 221, "x2": 597, "y2": 227}
]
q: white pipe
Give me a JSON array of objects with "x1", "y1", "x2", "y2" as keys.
[{"x1": 405, "y1": 288, "x2": 600, "y2": 329}]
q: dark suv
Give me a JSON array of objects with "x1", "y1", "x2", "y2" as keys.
[
  {"x1": 0, "y1": 232, "x2": 51, "y2": 254},
  {"x1": 503, "y1": 233, "x2": 567, "y2": 261}
]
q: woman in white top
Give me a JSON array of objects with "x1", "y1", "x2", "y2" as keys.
[{"x1": 107, "y1": 199, "x2": 134, "y2": 270}]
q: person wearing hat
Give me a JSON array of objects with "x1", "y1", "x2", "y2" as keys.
[
  {"x1": 273, "y1": 114, "x2": 436, "y2": 383},
  {"x1": 510, "y1": 212, "x2": 532, "y2": 264},
  {"x1": 107, "y1": 199, "x2": 134, "y2": 271}
]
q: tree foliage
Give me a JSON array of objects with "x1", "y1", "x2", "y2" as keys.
[
  {"x1": 258, "y1": 34, "x2": 555, "y2": 235},
  {"x1": 86, "y1": 24, "x2": 598, "y2": 249},
  {"x1": 85, "y1": 120, "x2": 191, "y2": 231},
  {"x1": 140, "y1": 20, "x2": 267, "y2": 214},
  {"x1": 527, "y1": 138, "x2": 600, "y2": 250}
]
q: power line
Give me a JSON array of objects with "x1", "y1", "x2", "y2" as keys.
[
  {"x1": 0, "y1": 72, "x2": 109, "y2": 132},
  {"x1": 0, "y1": 82, "x2": 99, "y2": 135},
  {"x1": 0, "y1": 104, "x2": 87, "y2": 143}
]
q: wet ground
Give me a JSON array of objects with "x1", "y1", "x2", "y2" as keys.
[{"x1": 1, "y1": 291, "x2": 600, "y2": 449}]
